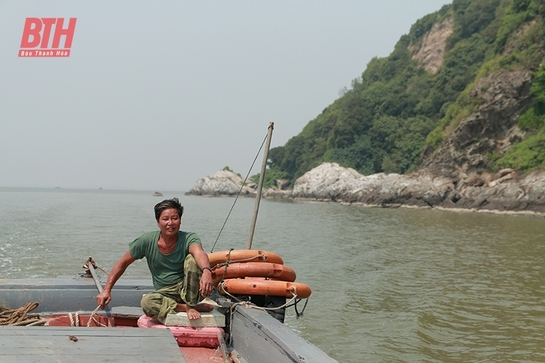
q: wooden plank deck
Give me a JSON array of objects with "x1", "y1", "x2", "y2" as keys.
[{"x1": 0, "y1": 326, "x2": 186, "y2": 362}]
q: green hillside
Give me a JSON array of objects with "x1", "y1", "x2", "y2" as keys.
[{"x1": 268, "y1": 0, "x2": 545, "y2": 186}]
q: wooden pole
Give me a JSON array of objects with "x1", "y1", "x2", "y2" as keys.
[
  {"x1": 86, "y1": 257, "x2": 115, "y2": 327},
  {"x1": 247, "y1": 122, "x2": 274, "y2": 250}
]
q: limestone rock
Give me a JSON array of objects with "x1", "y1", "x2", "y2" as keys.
[
  {"x1": 292, "y1": 162, "x2": 454, "y2": 208},
  {"x1": 291, "y1": 162, "x2": 545, "y2": 214},
  {"x1": 188, "y1": 161, "x2": 544, "y2": 214},
  {"x1": 292, "y1": 162, "x2": 366, "y2": 200},
  {"x1": 186, "y1": 169, "x2": 290, "y2": 198},
  {"x1": 411, "y1": 18, "x2": 454, "y2": 74},
  {"x1": 186, "y1": 170, "x2": 253, "y2": 196}
]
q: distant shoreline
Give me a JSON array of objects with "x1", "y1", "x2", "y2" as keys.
[{"x1": 287, "y1": 195, "x2": 545, "y2": 218}]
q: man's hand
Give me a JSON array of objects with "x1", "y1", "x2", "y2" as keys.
[
  {"x1": 189, "y1": 243, "x2": 214, "y2": 298},
  {"x1": 199, "y1": 269, "x2": 213, "y2": 297},
  {"x1": 96, "y1": 290, "x2": 112, "y2": 309},
  {"x1": 95, "y1": 251, "x2": 135, "y2": 309}
]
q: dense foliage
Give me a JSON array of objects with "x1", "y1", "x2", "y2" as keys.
[{"x1": 265, "y1": 0, "x2": 545, "y2": 185}]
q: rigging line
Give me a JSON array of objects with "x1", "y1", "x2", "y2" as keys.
[{"x1": 209, "y1": 131, "x2": 269, "y2": 253}]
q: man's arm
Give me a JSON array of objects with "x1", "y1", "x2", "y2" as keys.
[
  {"x1": 189, "y1": 243, "x2": 213, "y2": 297},
  {"x1": 95, "y1": 250, "x2": 136, "y2": 309}
]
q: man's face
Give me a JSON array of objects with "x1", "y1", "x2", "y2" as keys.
[{"x1": 157, "y1": 208, "x2": 181, "y2": 237}]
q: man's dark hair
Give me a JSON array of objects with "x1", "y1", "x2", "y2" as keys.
[{"x1": 154, "y1": 198, "x2": 184, "y2": 221}]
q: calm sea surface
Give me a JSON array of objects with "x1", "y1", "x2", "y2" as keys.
[{"x1": 1, "y1": 187, "x2": 544, "y2": 362}]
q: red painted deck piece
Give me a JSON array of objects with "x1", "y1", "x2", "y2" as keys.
[{"x1": 137, "y1": 315, "x2": 225, "y2": 348}]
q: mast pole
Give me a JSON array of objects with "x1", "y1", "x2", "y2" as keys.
[{"x1": 247, "y1": 122, "x2": 274, "y2": 249}]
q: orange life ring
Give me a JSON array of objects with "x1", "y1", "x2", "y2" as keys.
[
  {"x1": 218, "y1": 277, "x2": 312, "y2": 298},
  {"x1": 211, "y1": 262, "x2": 296, "y2": 285},
  {"x1": 208, "y1": 250, "x2": 284, "y2": 268}
]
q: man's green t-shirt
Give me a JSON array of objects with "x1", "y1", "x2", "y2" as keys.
[{"x1": 129, "y1": 230, "x2": 202, "y2": 290}]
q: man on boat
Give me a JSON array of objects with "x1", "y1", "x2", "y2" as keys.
[{"x1": 96, "y1": 198, "x2": 214, "y2": 320}]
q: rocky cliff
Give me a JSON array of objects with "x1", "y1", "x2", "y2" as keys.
[{"x1": 422, "y1": 70, "x2": 533, "y2": 179}]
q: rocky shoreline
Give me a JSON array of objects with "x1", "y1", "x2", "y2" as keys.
[{"x1": 185, "y1": 162, "x2": 545, "y2": 217}]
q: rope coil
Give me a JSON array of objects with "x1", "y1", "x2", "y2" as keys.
[
  {"x1": 1, "y1": 301, "x2": 108, "y2": 328},
  {"x1": 0, "y1": 302, "x2": 46, "y2": 326}
]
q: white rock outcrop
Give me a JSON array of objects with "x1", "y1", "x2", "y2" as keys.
[
  {"x1": 290, "y1": 162, "x2": 545, "y2": 213},
  {"x1": 187, "y1": 162, "x2": 545, "y2": 214},
  {"x1": 292, "y1": 162, "x2": 453, "y2": 207},
  {"x1": 186, "y1": 170, "x2": 253, "y2": 196}
]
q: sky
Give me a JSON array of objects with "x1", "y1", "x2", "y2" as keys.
[{"x1": 0, "y1": 0, "x2": 451, "y2": 191}]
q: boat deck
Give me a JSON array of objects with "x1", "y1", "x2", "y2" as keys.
[
  {"x1": 1, "y1": 326, "x2": 190, "y2": 362},
  {"x1": 0, "y1": 276, "x2": 338, "y2": 362}
]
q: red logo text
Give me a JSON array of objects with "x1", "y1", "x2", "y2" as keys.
[{"x1": 19, "y1": 18, "x2": 77, "y2": 58}]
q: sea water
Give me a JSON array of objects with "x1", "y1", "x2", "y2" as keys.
[{"x1": 1, "y1": 187, "x2": 544, "y2": 362}]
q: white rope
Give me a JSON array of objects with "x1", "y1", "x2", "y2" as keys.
[
  {"x1": 222, "y1": 281, "x2": 300, "y2": 345},
  {"x1": 211, "y1": 253, "x2": 268, "y2": 270},
  {"x1": 27, "y1": 318, "x2": 47, "y2": 326},
  {"x1": 87, "y1": 305, "x2": 104, "y2": 327},
  {"x1": 69, "y1": 307, "x2": 107, "y2": 327},
  {"x1": 219, "y1": 281, "x2": 299, "y2": 311}
]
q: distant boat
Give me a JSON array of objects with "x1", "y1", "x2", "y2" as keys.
[{"x1": 152, "y1": 191, "x2": 163, "y2": 196}]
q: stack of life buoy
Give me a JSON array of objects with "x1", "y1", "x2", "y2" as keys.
[{"x1": 207, "y1": 250, "x2": 312, "y2": 299}]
